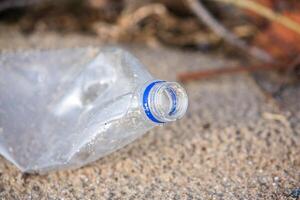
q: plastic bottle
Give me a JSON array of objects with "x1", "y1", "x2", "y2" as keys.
[{"x1": 0, "y1": 47, "x2": 188, "y2": 173}]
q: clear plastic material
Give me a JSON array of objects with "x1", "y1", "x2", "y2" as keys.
[{"x1": 0, "y1": 47, "x2": 188, "y2": 173}]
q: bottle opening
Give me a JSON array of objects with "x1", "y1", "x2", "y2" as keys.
[{"x1": 142, "y1": 80, "x2": 188, "y2": 124}]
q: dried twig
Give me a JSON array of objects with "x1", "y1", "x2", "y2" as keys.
[
  {"x1": 178, "y1": 54, "x2": 300, "y2": 83},
  {"x1": 213, "y1": 0, "x2": 300, "y2": 35},
  {"x1": 262, "y1": 112, "x2": 291, "y2": 128},
  {"x1": 178, "y1": 63, "x2": 283, "y2": 82},
  {"x1": 93, "y1": 3, "x2": 220, "y2": 47},
  {"x1": 93, "y1": 4, "x2": 169, "y2": 41},
  {"x1": 119, "y1": 3, "x2": 168, "y2": 28},
  {"x1": 186, "y1": 0, "x2": 274, "y2": 63}
]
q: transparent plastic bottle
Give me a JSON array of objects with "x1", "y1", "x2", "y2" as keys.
[{"x1": 0, "y1": 47, "x2": 188, "y2": 173}]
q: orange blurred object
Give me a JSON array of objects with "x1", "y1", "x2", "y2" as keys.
[
  {"x1": 254, "y1": 12, "x2": 300, "y2": 60},
  {"x1": 246, "y1": 0, "x2": 300, "y2": 60}
]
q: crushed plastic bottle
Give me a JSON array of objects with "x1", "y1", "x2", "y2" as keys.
[{"x1": 0, "y1": 47, "x2": 188, "y2": 173}]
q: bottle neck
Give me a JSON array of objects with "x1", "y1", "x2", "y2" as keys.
[{"x1": 141, "y1": 80, "x2": 188, "y2": 124}]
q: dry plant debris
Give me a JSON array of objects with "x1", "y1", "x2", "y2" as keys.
[
  {"x1": 179, "y1": 0, "x2": 300, "y2": 87},
  {"x1": 1, "y1": 0, "x2": 300, "y2": 87}
]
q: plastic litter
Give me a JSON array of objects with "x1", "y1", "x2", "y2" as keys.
[{"x1": 0, "y1": 47, "x2": 188, "y2": 173}]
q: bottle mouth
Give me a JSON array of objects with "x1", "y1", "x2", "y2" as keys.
[{"x1": 142, "y1": 80, "x2": 188, "y2": 124}]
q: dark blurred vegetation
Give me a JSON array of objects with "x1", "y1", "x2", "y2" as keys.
[
  {"x1": 0, "y1": 0, "x2": 300, "y2": 84},
  {"x1": 0, "y1": 0, "x2": 251, "y2": 53}
]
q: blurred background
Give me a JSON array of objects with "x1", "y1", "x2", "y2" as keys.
[
  {"x1": 1, "y1": 0, "x2": 300, "y2": 84},
  {"x1": 0, "y1": 0, "x2": 299, "y2": 59},
  {"x1": 0, "y1": 0, "x2": 299, "y2": 199}
]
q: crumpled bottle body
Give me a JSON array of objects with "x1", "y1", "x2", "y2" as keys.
[{"x1": 0, "y1": 47, "x2": 156, "y2": 173}]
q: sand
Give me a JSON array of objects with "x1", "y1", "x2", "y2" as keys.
[{"x1": 0, "y1": 27, "x2": 299, "y2": 199}]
